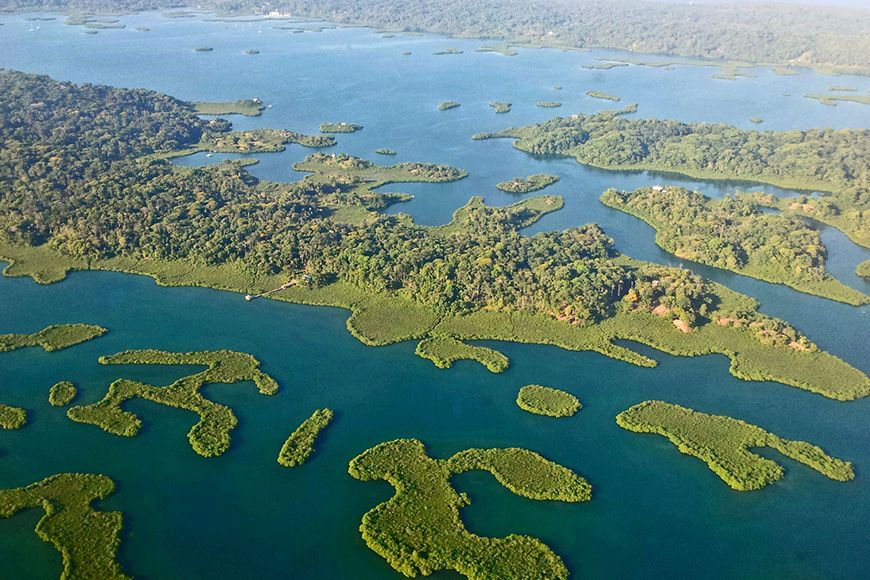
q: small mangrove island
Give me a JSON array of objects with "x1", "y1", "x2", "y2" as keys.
[
  {"x1": 49, "y1": 381, "x2": 78, "y2": 407},
  {"x1": 496, "y1": 173, "x2": 560, "y2": 194},
  {"x1": 585, "y1": 90, "x2": 620, "y2": 101},
  {"x1": 319, "y1": 122, "x2": 363, "y2": 133},
  {"x1": 1, "y1": 324, "x2": 106, "y2": 353},
  {"x1": 193, "y1": 98, "x2": 265, "y2": 117},
  {"x1": 277, "y1": 408, "x2": 334, "y2": 468},
  {"x1": 67, "y1": 350, "x2": 279, "y2": 457},
  {"x1": 516, "y1": 385, "x2": 581, "y2": 417},
  {"x1": 0, "y1": 473, "x2": 129, "y2": 579},
  {"x1": 616, "y1": 401, "x2": 855, "y2": 491},
  {"x1": 348, "y1": 438, "x2": 590, "y2": 579}
]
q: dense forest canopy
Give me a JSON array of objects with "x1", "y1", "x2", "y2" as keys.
[
  {"x1": 3, "y1": 69, "x2": 869, "y2": 399},
  {"x1": 0, "y1": 69, "x2": 716, "y2": 327},
  {"x1": 477, "y1": 107, "x2": 870, "y2": 247},
  {"x1": 3, "y1": 0, "x2": 870, "y2": 74}
]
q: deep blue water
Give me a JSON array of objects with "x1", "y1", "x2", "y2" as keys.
[{"x1": 0, "y1": 11, "x2": 869, "y2": 579}]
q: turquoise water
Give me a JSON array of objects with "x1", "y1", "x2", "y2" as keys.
[{"x1": 1, "y1": 11, "x2": 869, "y2": 579}]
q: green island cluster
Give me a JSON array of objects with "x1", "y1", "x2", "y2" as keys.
[
  {"x1": 277, "y1": 408, "x2": 334, "y2": 468},
  {"x1": 585, "y1": 90, "x2": 620, "y2": 101},
  {"x1": 438, "y1": 101, "x2": 461, "y2": 111},
  {"x1": 616, "y1": 401, "x2": 855, "y2": 491},
  {"x1": 475, "y1": 105, "x2": 870, "y2": 248},
  {"x1": 600, "y1": 186, "x2": 869, "y2": 305},
  {"x1": 0, "y1": 71, "x2": 868, "y2": 403},
  {"x1": 348, "y1": 438, "x2": 590, "y2": 578},
  {"x1": 496, "y1": 173, "x2": 560, "y2": 193},
  {"x1": 0, "y1": 473, "x2": 129, "y2": 579},
  {"x1": 49, "y1": 381, "x2": 78, "y2": 407},
  {"x1": 489, "y1": 101, "x2": 511, "y2": 113},
  {"x1": 415, "y1": 336, "x2": 509, "y2": 373},
  {"x1": 193, "y1": 98, "x2": 265, "y2": 116},
  {"x1": 320, "y1": 122, "x2": 363, "y2": 133},
  {"x1": 516, "y1": 385, "x2": 581, "y2": 417},
  {"x1": 1, "y1": 324, "x2": 105, "y2": 429},
  {"x1": 67, "y1": 350, "x2": 279, "y2": 457}
]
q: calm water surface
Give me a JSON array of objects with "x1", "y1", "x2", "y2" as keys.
[{"x1": 1, "y1": 12, "x2": 869, "y2": 579}]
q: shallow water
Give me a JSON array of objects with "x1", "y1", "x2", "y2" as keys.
[{"x1": 1, "y1": 11, "x2": 869, "y2": 579}]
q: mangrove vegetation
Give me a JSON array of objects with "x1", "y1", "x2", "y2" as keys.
[
  {"x1": 277, "y1": 408, "x2": 334, "y2": 468},
  {"x1": 415, "y1": 336, "x2": 509, "y2": 373},
  {"x1": 0, "y1": 473, "x2": 129, "y2": 579},
  {"x1": 516, "y1": 385, "x2": 581, "y2": 417},
  {"x1": 67, "y1": 350, "x2": 279, "y2": 457},
  {"x1": 616, "y1": 400, "x2": 855, "y2": 491},
  {"x1": 348, "y1": 438, "x2": 590, "y2": 579}
]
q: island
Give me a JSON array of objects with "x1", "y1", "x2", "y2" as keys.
[
  {"x1": 489, "y1": 101, "x2": 511, "y2": 113},
  {"x1": 193, "y1": 98, "x2": 265, "y2": 117},
  {"x1": 473, "y1": 105, "x2": 870, "y2": 248},
  {"x1": 616, "y1": 400, "x2": 854, "y2": 491},
  {"x1": 0, "y1": 473, "x2": 129, "y2": 579},
  {"x1": 374, "y1": 148, "x2": 396, "y2": 156},
  {"x1": 49, "y1": 381, "x2": 78, "y2": 407},
  {"x1": 67, "y1": 350, "x2": 279, "y2": 457},
  {"x1": 536, "y1": 101, "x2": 562, "y2": 108},
  {"x1": 585, "y1": 90, "x2": 620, "y2": 101},
  {"x1": 600, "y1": 186, "x2": 869, "y2": 305},
  {"x1": 1, "y1": 324, "x2": 106, "y2": 353},
  {"x1": 433, "y1": 48, "x2": 463, "y2": 55},
  {"x1": 348, "y1": 438, "x2": 590, "y2": 579},
  {"x1": 858, "y1": 260, "x2": 870, "y2": 279},
  {"x1": 438, "y1": 101, "x2": 460, "y2": 111},
  {"x1": 277, "y1": 408, "x2": 334, "y2": 468},
  {"x1": 319, "y1": 122, "x2": 363, "y2": 133},
  {"x1": 516, "y1": 385, "x2": 581, "y2": 417},
  {"x1": 805, "y1": 93, "x2": 870, "y2": 107},
  {"x1": 496, "y1": 173, "x2": 560, "y2": 193},
  {"x1": 1, "y1": 70, "x2": 868, "y2": 404},
  {"x1": 193, "y1": 46, "x2": 213, "y2": 52}
]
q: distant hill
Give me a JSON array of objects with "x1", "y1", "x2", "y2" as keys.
[{"x1": 4, "y1": 0, "x2": 870, "y2": 74}]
